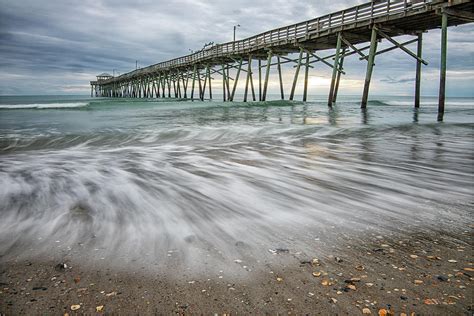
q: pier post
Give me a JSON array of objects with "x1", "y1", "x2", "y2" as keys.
[
  {"x1": 207, "y1": 66, "x2": 212, "y2": 100},
  {"x1": 173, "y1": 77, "x2": 177, "y2": 98},
  {"x1": 303, "y1": 52, "x2": 310, "y2": 102},
  {"x1": 262, "y1": 51, "x2": 272, "y2": 101},
  {"x1": 438, "y1": 12, "x2": 448, "y2": 122},
  {"x1": 177, "y1": 72, "x2": 182, "y2": 98},
  {"x1": 222, "y1": 64, "x2": 227, "y2": 101},
  {"x1": 250, "y1": 63, "x2": 256, "y2": 101},
  {"x1": 167, "y1": 74, "x2": 171, "y2": 98},
  {"x1": 415, "y1": 32, "x2": 423, "y2": 108},
  {"x1": 328, "y1": 33, "x2": 342, "y2": 105},
  {"x1": 191, "y1": 65, "x2": 196, "y2": 100},
  {"x1": 230, "y1": 58, "x2": 243, "y2": 101},
  {"x1": 290, "y1": 48, "x2": 304, "y2": 101},
  {"x1": 157, "y1": 75, "x2": 161, "y2": 98},
  {"x1": 161, "y1": 76, "x2": 166, "y2": 97},
  {"x1": 184, "y1": 71, "x2": 189, "y2": 98},
  {"x1": 226, "y1": 66, "x2": 231, "y2": 100},
  {"x1": 197, "y1": 67, "x2": 203, "y2": 101},
  {"x1": 333, "y1": 47, "x2": 346, "y2": 103},
  {"x1": 202, "y1": 66, "x2": 208, "y2": 100},
  {"x1": 244, "y1": 56, "x2": 252, "y2": 102},
  {"x1": 277, "y1": 56, "x2": 284, "y2": 100},
  {"x1": 258, "y1": 59, "x2": 262, "y2": 101},
  {"x1": 361, "y1": 27, "x2": 378, "y2": 108}
]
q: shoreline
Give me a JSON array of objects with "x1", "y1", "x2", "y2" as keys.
[{"x1": 1, "y1": 227, "x2": 471, "y2": 315}]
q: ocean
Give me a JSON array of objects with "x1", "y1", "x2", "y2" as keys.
[{"x1": 0, "y1": 95, "x2": 472, "y2": 271}]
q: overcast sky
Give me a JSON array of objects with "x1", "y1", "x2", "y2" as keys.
[{"x1": 0, "y1": 0, "x2": 473, "y2": 97}]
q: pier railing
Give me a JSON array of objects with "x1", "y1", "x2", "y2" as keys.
[{"x1": 102, "y1": 0, "x2": 434, "y2": 83}]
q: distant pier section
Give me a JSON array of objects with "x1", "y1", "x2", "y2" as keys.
[{"x1": 90, "y1": 0, "x2": 473, "y2": 121}]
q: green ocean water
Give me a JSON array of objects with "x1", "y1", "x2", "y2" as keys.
[{"x1": 0, "y1": 95, "x2": 473, "y2": 267}]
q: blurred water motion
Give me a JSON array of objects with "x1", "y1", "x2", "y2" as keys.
[{"x1": 0, "y1": 95, "x2": 472, "y2": 271}]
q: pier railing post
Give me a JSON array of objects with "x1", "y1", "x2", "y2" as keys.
[
  {"x1": 290, "y1": 48, "x2": 304, "y2": 101},
  {"x1": 328, "y1": 32, "x2": 343, "y2": 105},
  {"x1": 361, "y1": 27, "x2": 378, "y2": 108},
  {"x1": 438, "y1": 12, "x2": 448, "y2": 122},
  {"x1": 262, "y1": 50, "x2": 272, "y2": 101}
]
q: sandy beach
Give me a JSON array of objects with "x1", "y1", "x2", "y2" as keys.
[{"x1": 1, "y1": 224, "x2": 471, "y2": 315}]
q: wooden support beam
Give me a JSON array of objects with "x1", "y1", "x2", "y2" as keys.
[
  {"x1": 308, "y1": 52, "x2": 345, "y2": 74},
  {"x1": 161, "y1": 75, "x2": 166, "y2": 97},
  {"x1": 250, "y1": 66, "x2": 256, "y2": 101},
  {"x1": 328, "y1": 32, "x2": 343, "y2": 106},
  {"x1": 333, "y1": 47, "x2": 346, "y2": 104},
  {"x1": 184, "y1": 71, "x2": 189, "y2": 99},
  {"x1": 262, "y1": 51, "x2": 272, "y2": 101},
  {"x1": 225, "y1": 65, "x2": 231, "y2": 100},
  {"x1": 167, "y1": 74, "x2": 171, "y2": 98},
  {"x1": 290, "y1": 48, "x2": 304, "y2": 101},
  {"x1": 222, "y1": 64, "x2": 227, "y2": 101},
  {"x1": 415, "y1": 33, "x2": 422, "y2": 108},
  {"x1": 157, "y1": 74, "x2": 162, "y2": 98},
  {"x1": 230, "y1": 58, "x2": 243, "y2": 101},
  {"x1": 191, "y1": 65, "x2": 196, "y2": 100},
  {"x1": 258, "y1": 59, "x2": 262, "y2": 101},
  {"x1": 303, "y1": 52, "x2": 310, "y2": 102},
  {"x1": 277, "y1": 56, "x2": 284, "y2": 100},
  {"x1": 207, "y1": 65, "x2": 212, "y2": 100},
  {"x1": 361, "y1": 27, "x2": 378, "y2": 108},
  {"x1": 244, "y1": 56, "x2": 252, "y2": 102},
  {"x1": 341, "y1": 35, "x2": 367, "y2": 59},
  {"x1": 197, "y1": 67, "x2": 203, "y2": 101},
  {"x1": 173, "y1": 78, "x2": 178, "y2": 98},
  {"x1": 176, "y1": 72, "x2": 182, "y2": 98},
  {"x1": 202, "y1": 66, "x2": 208, "y2": 100},
  {"x1": 360, "y1": 38, "x2": 418, "y2": 60},
  {"x1": 375, "y1": 28, "x2": 428, "y2": 65},
  {"x1": 438, "y1": 12, "x2": 448, "y2": 122}
]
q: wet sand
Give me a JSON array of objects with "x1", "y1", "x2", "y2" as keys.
[{"x1": 1, "y1": 227, "x2": 472, "y2": 315}]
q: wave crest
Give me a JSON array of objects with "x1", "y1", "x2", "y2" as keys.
[{"x1": 0, "y1": 102, "x2": 88, "y2": 109}]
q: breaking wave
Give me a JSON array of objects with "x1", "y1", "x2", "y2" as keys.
[{"x1": 0, "y1": 102, "x2": 88, "y2": 109}]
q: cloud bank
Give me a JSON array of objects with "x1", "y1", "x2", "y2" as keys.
[{"x1": 0, "y1": 0, "x2": 473, "y2": 97}]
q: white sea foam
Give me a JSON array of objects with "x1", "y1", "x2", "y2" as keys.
[
  {"x1": 385, "y1": 100, "x2": 473, "y2": 106},
  {"x1": 0, "y1": 102, "x2": 88, "y2": 109}
]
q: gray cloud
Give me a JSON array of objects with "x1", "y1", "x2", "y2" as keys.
[{"x1": 0, "y1": 0, "x2": 473, "y2": 96}]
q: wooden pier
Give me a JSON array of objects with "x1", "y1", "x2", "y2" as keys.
[{"x1": 90, "y1": 0, "x2": 474, "y2": 121}]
